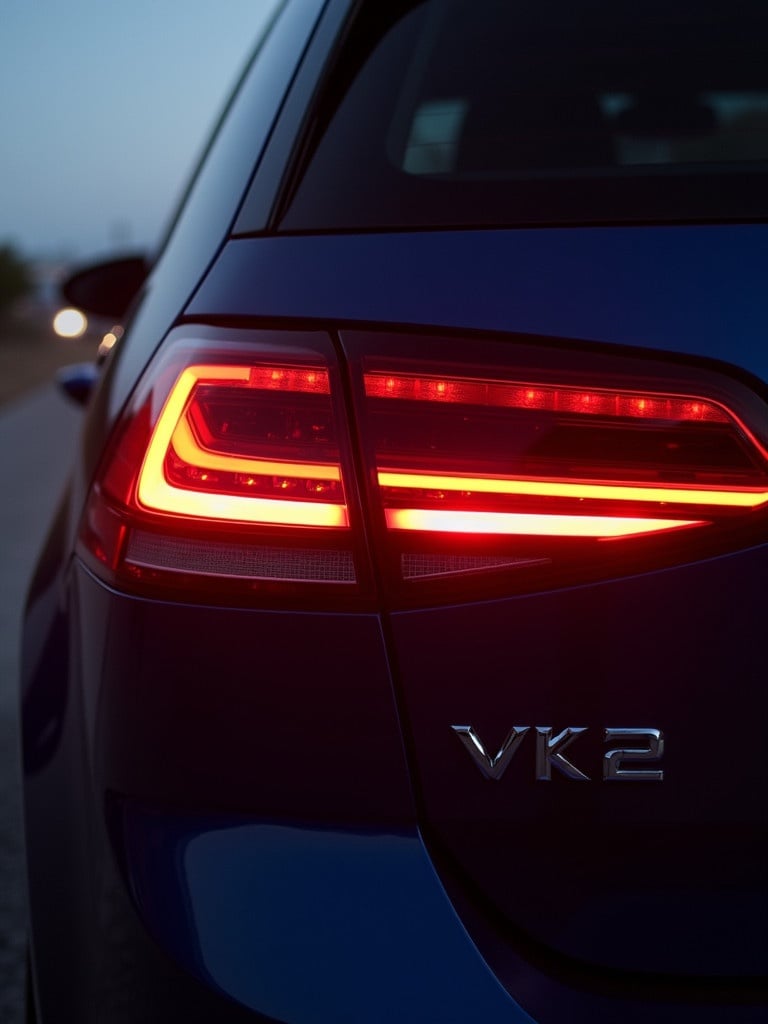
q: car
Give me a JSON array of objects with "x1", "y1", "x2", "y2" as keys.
[{"x1": 21, "y1": 0, "x2": 768, "y2": 1020}]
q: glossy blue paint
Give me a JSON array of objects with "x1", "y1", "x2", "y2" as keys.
[
  {"x1": 120, "y1": 809, "x2": 534, "y2": 1024},
  {"x1": 191, "y1": 227, "x2": 768, "y2": 383},
  {"x1": 386, "y1": 542, "x2": 768, "y2": 977}
]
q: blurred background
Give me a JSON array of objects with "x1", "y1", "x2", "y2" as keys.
[
  {"x1": 0, "y1": 2, "x2": 279, "y2": 1018},
  {"x1": 1, "y1": 0, "x2": 280, "y2": 392}
]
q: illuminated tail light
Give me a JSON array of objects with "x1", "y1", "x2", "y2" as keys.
[
  {"x1": 138, "y1": 363, "x2": 347, "y2": 528},
  {"x1": 78, "y1": 331, "x2": 364, "y2": 602},
  {"x1": 364, "y1": 370, "x2": 768, "y2": 537},
  {"x1": 350, "y1": 342, "x2": 768, "y2": 597},
  {"x1": 80, "y1": 326, "x2": 768, "y2": 605}
]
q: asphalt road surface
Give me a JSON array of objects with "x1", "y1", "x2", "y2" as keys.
[{"x1": 0, "y1": 385, "x2": 82, "y2": 1022}]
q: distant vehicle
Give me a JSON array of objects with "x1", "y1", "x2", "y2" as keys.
[{"x1": 22, "y1": 0, "x2": 768, "y2": 1020}]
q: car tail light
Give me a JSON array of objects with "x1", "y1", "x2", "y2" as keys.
[
  {"x1": 342, "y1": 332, "x2": 768, "y2": 601},
  {"x1": 78, "y1": 329, "x2": 368, "y2": 604},
  {"x1": 80, "y1": 327, "x2": 768, "y2": 606}
]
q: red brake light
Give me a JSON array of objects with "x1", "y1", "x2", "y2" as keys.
[
  {"x1": 80, "y1": 326, "x2": 768, "y2": 605},
  {"x1": 362, "y1": 369, "x2": 768, "y2": 540},
  {"x1": 346, "y1": 335, "x2": 768, "y2": 598},
  {"x1": 78, "y1": 331, "x2": 364, "y2": 602},
  {"x1": 137, "y1": 363, "x2": 348, "y2": 528},
  {"x1": 363, "y1": 370, "x2": 768, "y2": 542}
]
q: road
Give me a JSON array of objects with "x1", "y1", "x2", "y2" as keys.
[{"x1": 0, "y1": 385, "x2": 83, "y2": 1022}]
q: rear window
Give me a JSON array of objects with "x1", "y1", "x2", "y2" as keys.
[{"x1": 277, "y1": 0, "x2": 768, "y2": 229}]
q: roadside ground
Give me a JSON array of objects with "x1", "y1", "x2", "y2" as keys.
[
  {"x1": 0, "y1": 314, "x2": 99, "y2": 408},
  {"x1": 0, "y1": 315, "x2": 90, "y2": 1021}
]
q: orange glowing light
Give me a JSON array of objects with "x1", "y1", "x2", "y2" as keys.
[
  {"x1": 385, "y1": 508, "x2": 702, "y2": 537},
  {"x1": 99, "y1": 332, "x2": 118, "y2": 356},
  {"x1": 377, "y1": 470, "x2": 768, "y2": 509},
  {"x1": 136, "y1": 364, "x2": 348, "y2": 528}
]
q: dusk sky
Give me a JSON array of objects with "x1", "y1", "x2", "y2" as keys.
[{"x1": 1, "y1": 1, "x2": 280, "y2": 261}]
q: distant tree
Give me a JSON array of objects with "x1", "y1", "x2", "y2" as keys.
[{"x1": 0, "y1": 244, "x2": 32, "y2": 315}]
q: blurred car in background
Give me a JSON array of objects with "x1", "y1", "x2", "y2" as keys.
[{"x1": 22, "y1": 0, "x2": 768, "y2": 1020}]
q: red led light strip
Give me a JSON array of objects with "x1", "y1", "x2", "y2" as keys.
[
  {"x1": 248, "y1": 365, "x2": 330, "y2": 394},
  {"x1": 364, "y1": 372, "x2": 730, "y2": 422}
]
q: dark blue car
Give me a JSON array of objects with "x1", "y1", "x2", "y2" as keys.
[{"x1": 22, "y1": 0, "x2": 768, "y2": 1020}]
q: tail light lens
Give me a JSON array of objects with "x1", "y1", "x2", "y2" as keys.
[
  {"x1": 78, "y1": 329, "x2": 367, "y2": 604},
  {"x1": 138, "y1": 362, "x2": 347, "y2": 528},
  {"x1": 343, "y1": 331, "x2": 768, "y2": 601},
  {"x1": 80, "y1": 326, "x2": 768, "y2": 606},
  {"x1": 364, "y1": 371, "x2": 766, "y2": 535}
]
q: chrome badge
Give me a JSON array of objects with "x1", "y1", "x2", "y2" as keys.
[{"x1": 452, "y1": 725, "x2": 664, "y2": 781}]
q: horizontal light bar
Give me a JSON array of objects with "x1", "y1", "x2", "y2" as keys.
[
  {"x1": 378, "y1": 470, "x2": 768, "y2": 509},
  {"x1": 365, "y1": 372, "x2": 730, "y2": 423},
  {"x1": 385, "y1": 508, "x2": 703, "y2": 537}
]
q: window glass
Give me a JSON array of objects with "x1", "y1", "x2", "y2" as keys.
[{"x1": 279, "y1": 0, "x2": 768, "y2": 229}]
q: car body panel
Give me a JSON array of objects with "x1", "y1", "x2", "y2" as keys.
[
  {"x1": 186, "y1": 226, "x2": 768, "y2": 982},
  {"x1": 385, "y1": 544, "x2": 768, "y2": 976},
  {"x1": 119, "y1": 805, "x2": 533, "y2": 1023},
  {"x1": 71, "y1": 563, "x2": 413, "y2": 820},
  {"x1": 191, "y1": 227, "x2": 768, "y2": 383}
]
